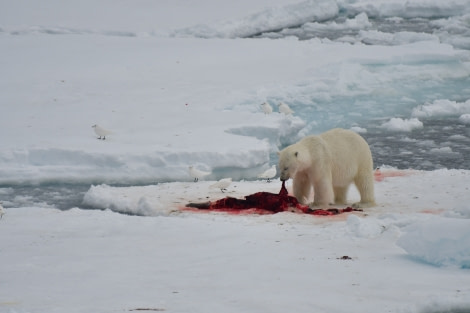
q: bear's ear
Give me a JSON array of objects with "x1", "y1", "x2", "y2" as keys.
[{"x1": 295, "y1": 151, "x2": 298, "y2": 157}]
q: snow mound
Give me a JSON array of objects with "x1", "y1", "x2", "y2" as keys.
[
  {"x1": 347, "y1": 214, "x2": 385, "y2": 238},
  {"x1": 340, "y1": 0, "x2": 470, "y2": 19},
  {"x1": 429, "y1": 146, "x2": 459, "y2": 156},
  {"x1": 350, "y1": 126, "x2": 367, "y2": 133},
  {"x1": 381, "y1": 117, "x2": 423, "y2": 132},
  {"x1": 412, "y1": 99, "x2": 470, "y2": 118},
  {"x1": 82, "y1": 184, "x2": 167, "y2": 216},
  {"x1": 458, "y1": 114, "x2": 470, "y2": 124},
  {"x1": 359, "y1": 30, "x2": 439, "y2": 46},
  {"x1": 397, "y1": 217, "x2": 470, "y2": 269},
  {"x1": 172, "y1": 0, "x2": 338, "y2": 38},
  {"x1": 446, "y1": 203, "x2": 470, "y2": 219},
  {"x1": 282, "y1": 11, "x2": 372, "y2": 38}
]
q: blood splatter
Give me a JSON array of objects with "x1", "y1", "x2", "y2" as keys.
[
  {"x1": 186, "y1": 181, "x2": 362, "y2": 216},
  {"x1": 374, "y1": 168, "x2": 412, "y2": 182}
]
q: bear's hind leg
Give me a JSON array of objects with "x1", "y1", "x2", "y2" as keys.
[{"x1": 353, "y1": 172, "x2": 376, "y2": 208}]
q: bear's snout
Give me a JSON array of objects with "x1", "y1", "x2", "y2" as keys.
[{"x1": 280, "y1": 172, "x2": 290, "y2": 181}]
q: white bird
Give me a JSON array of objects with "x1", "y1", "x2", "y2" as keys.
[
  {"x1": 278, "y1": 102, "x2": 294, "y2": 115},
  {"x1": 0, "y1": 203, "x2": 4, "y2": 220},
  {"x1": 210, "y1": 178, "x2": 232, "y2": 192},
  {"x1": 257, "y1": 165, "x2": 277, "y2": 182},
  {"x1": 189, "y1": 166, "x2": 211, "y2": 182},
  {"x1": 92, "y1": 124, "x2": 112, "y2": 140},
  {"x1": 260, "y1": 102, "x2": 273, "y2": 114}
]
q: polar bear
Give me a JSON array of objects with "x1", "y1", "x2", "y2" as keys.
[{"x1": 278, "y1": 128, "x2": 375, "y2": 208}]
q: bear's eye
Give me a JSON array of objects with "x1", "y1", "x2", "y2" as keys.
[{"x1": 284, "y1": 167, "x2": 288, "y2": 171}]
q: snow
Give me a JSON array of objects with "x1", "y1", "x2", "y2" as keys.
[
  {"x1": 2, "y1": 170, "x2": 470, "y2": 313},
  {"x1": 172, "y1": 0, "x2": 339, "y2": 38},
  {"x1": 459, "y1": 114, "x2": 470, "y2": 124},
  {"x1": 380, "y1": 117, "x2": 424, "y2": 132},
  {"x1": 1, "y1": 0, "x2": 470, "y2": 312},
  {"x1": 277, "y1": 11, "x2": 372, "y2": 40},
  {"x1": 358, "y1": 29, "x2": 440, "y2": 46},
  {"x1": 338, "y1": 0, "x2": 470, "y2": 18},
  {"x1": 412, "y1": 99, "x2": 470, "y2": 118},
  {"x1": 1, "y1": 35, "x2": 466, "y2": 183},
  {"x1": 398, "y1": 218, "x2": 470, "y2": 269},
  {"x1": 350, "y1": 126, "x2": 367, "y2": 133}
]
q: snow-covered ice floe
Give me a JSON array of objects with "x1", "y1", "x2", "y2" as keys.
[
  {"x1": 398, "y1": 217, "x2": 470, "y2": 269},
  {"x1": 2, "y1": 0, "x2": 470, "y2": 312},
  {"x1": 2, "y1": 168, "x2": 470, "y2": 313},
  {"x1": 81, "y1": 168, "x2": 470, "y2": 272}
]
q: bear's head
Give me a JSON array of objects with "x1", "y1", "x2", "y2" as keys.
[{"x1": 277, "y1": 144, "x2": 310, "y2": 181}]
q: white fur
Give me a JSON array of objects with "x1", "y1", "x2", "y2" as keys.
[{"x1": 278, "y1": 128, "x2": 375, "y2": 208}]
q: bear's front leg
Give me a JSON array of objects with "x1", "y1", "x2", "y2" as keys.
[
  {"x1": 293, "y1": 172, "x2": 312, "y2": 204},
  {"x1": 311, "y1": 180, "x2": 335, "y2": 208}
]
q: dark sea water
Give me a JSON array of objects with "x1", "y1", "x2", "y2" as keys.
[{"x1": 363, "y1": 117, "x2": 470, "y2": 170}]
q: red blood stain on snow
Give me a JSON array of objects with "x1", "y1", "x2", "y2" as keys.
[
  {"x1": 420, "y1": 209, "x2": 445, "y2": 215},
  {"x1": 185, "y1": 181, "x2": 362, "y2": 216},
  {"x1": 374, "y1": 168, "x2": 413, "y2": 182}
]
